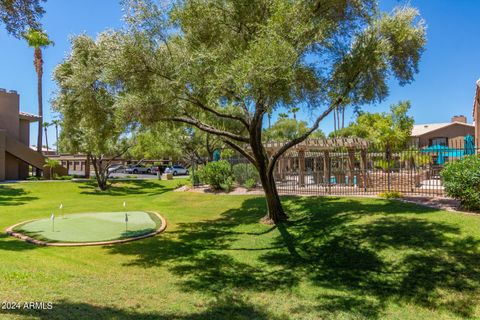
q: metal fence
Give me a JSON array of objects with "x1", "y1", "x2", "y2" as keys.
[{"x1": 224, "y1": 140, "x2": 476, "y2": 197}]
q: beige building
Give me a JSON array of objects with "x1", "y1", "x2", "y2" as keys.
[
  {"x1": 411, "y1": 115, "x2": 475, "y2": 149},
  {"x1": 0, "y1": 89, "x2": 45, "y2": 181}
]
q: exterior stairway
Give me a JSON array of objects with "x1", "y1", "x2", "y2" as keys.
[{"x1": 0, "y1": 130, "x2": 45, "y2": 180}]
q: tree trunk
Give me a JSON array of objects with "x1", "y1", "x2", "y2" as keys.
[
  {"x1": 257, "y1": 163, "x2": 288, "y2": 224},
  {"x1": 35, "y1": 48, "x2": 43, "y2": 177},
  {"x1": 333, "y1": 108, "x2": 337, "y2": 135},
  {"x1": 249, "y1": 118, "x2": 288, "y2": 224},
  {"x1": 90, "y1": 154, "x2": 109, "y2": 191},
  {"x1": 55, "y1": 124, "x2": 59, "y2": 154},
  {"x1": 44, "y1": 127, "x2": 49, "y2": 151}
]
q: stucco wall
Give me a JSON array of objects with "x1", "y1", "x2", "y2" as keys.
[
  {"x1": 4, "y1": 152, "x2": 19, "y2": 180},
  {"x1": 416, "y1": 124, "x2": 475, "y2": 148},
  {"x1": 0, "y1": 91, "x2": 20, "y2": 140},
  {"x1": 19, "y1": 119, "x2": 30, "y2": 145}
]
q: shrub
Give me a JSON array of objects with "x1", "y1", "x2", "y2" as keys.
[
  {"x1": 374, "y1": 159, "x2": 395, "y2": 171},
  {"x1": 244, "y1": 178, "x2": 257, "y2": 190},
  {"x1": 57, "y1": 175, "x2": 73, "y2": 180},
  {"x1": 440, "y1": 156, "x2": 480, "y2": 211},
  {"x1": 197, "y1": 160, "x2": 234, "y2": 191},
  {"x1": 189, "y1": 168, "x2": 201, "y2": 186},
  {"x1": 232, "y1": 163, "x2": 259, "y2": 185},
  {"x1": 220, "y1": 176, "x2": 235, "y2": 192},
  {"x1": 378, "y1": 191, "x2": 403, "y2": 199}
]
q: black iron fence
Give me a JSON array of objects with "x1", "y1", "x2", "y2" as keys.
[{"x1": 221, "y1": 140, "x2": 476, "y2": 197}]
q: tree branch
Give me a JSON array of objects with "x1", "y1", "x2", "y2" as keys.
[
  {"x1": 176, "y1": 94, "x2": 250, "y2": 128},
  {"x1": 222, "y1": 139, "x2": 256, "y2": 165},
  {"x1": 162, "y1": 116, "x2": 250, "y2": 143}
]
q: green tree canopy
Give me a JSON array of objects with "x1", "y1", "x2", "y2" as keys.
[
  {"x1": 332, "y1": 101, "x2": 414, "y2": 152},
  {"x1": 128, "y1": 124, "x2": 222, "y2": 163},
  {"x1": 53, "y1": 35, "x2": 129, "y2": 190},
  {"x1": 264, "y1": 118, "x2": 325, "y2": 142},
  {"x1": 0, "y1": 0, "x2": 45, "y2": 38},
  {"x1": 73, "y1": 0, "x2": 425, "y2": 223}
]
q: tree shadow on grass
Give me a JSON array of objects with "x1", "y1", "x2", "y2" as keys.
[
  {"x1": 76, "y1": 180, "x2": 170, "y2": 196},
  {"x1": 0, "y1": 295, "x2": 288, "y2": 320},
  {"x1": 106, "y1": 196, "x2": 480, "y2": 319},
  {"x1": 0, "y1": 233, "x2": 39, "y2": 251},
  {"x1": 0, "y1": 184, "x2": 38, "y2": 206}
]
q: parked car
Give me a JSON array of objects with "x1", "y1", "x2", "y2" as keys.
[
  {"x1": 164, "y1": 165, "x2": 188, "y2": 176},
  {"x1": 107, "y1": 164, "x2": 125, "y2": 174},
  {"x1": 125, "y1": 164, "x2": 151, "y2": 174}
]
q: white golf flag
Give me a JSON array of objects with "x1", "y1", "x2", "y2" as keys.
[
  {"x1": 59, "y1": 203, "x2": 63, "y2": 209},
  {"x1": 51, "y1": 213, "x2": 55, "y2": 220},
  {"x1": 123, "y1": 201, "x2": 126, "y2": 208}
]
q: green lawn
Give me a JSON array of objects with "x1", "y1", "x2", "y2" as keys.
[{"x1": 1, "y1": 180, "x2": 480, "y2": 319}]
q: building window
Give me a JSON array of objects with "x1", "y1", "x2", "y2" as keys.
[{"x1": 430, "y1": 137, "x2": 448, "y2": 146}]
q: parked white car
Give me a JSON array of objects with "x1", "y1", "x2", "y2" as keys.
[{"x1": 164, "y1": 165, "x2": 188, "y2": 176}]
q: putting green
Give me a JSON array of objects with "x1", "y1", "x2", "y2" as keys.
[{"x1": 12, "y1": 211, "x2": 162, "y2": 243}]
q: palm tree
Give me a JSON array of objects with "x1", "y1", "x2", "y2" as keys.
[
  {"x1": 51, "y1": 119, "x2": 61, "y2": 154},
  {"x1": 278, "y1": 113, "x2": 289, "y2": 119},
  {"x1": 44, "y1": 158, "x2": 59, "y2": 180},
  {"x1": 43, "y1": 121, "x2": 50, "y2": 152},
  {"x1": 290, "y1": 107, "x2": 300, "y2": 120},
  {"x1": 24, "y1": 29, "x2": 53, "y2": 174}
]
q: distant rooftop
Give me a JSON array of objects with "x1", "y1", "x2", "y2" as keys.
[
  {"x1": 412, "y1": 121, "x2": 474, "y2": 137},
  {"x1": 19, "y1": 111, "x2": 41, "y2": 122}
]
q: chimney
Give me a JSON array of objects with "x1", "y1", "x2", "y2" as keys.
[{"x1": 452, "y1": 115, "x2": 467, "y2": 123}]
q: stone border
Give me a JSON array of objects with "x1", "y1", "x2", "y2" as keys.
[{"x1": 5, "y1": 211, "x2": 167, "y2": 247}]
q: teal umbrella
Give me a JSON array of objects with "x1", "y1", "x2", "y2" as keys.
[
  {"x1": 464, "y1": 135, "x2": 476, "y2": 155},
  {"x1": 421, "y1": 144, "x2": 463, "y2": 164},
  {"x1": 213, "y1": 149, "x2": 221, "y2": 161}
]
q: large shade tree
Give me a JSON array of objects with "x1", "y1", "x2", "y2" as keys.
[
  {"x1": 102, "y1": 0, "x2": 425, "y2": 223},
  {"x1": 0, "y1": 0, "x2": 45, "y2": 38},
  {"x1": 53, "y1": 35, "x2": 129, "y2": 190}
]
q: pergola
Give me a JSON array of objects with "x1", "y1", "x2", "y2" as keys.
[{"x1": 265, "y1": 137, "x2": 370, "y2": 188}]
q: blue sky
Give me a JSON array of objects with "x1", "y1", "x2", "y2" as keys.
[{"x1": 0, "y1": 0, "x2": 479, "y2": 147}]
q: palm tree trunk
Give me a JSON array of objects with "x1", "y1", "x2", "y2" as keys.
[
  {"x1": 55, "y1": 124, "x2": 59, "y2": 154},
  {"x1": 35, "y1": 48, "x2": 43, "y2": 177},
  {"x1": 44, "y1": 126, "x2": 49, "y2": 151},
  {"x1": 333, "y1": 108, "x2": 337, "y2": 135}
]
